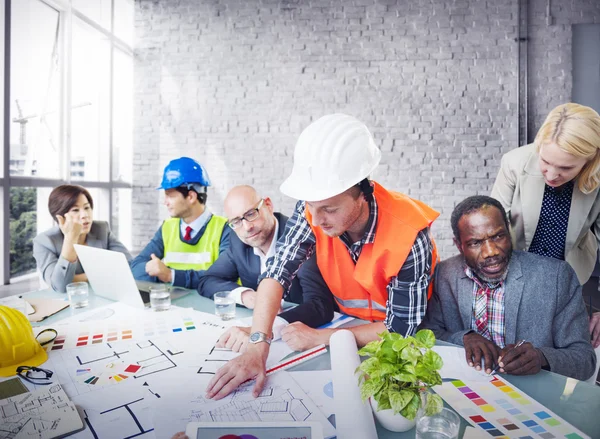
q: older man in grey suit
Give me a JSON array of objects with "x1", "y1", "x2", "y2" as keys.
[{"x1": 420, "y1": 195, "x2": 595, "y2": 381}]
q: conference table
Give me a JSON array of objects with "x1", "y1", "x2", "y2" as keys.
[{"x1": 18, "y1": 287, "x2": 600, "y2": 439}]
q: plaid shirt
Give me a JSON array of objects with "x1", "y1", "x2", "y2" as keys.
[
  {"x1": 261, "y1": 194, "x2": 433, "y2": 337},
  {"x1": 465, "y1": 266, "x2": 506, "y2": 348}
]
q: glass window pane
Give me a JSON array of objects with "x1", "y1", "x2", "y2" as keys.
[
  {"x1": 10, "y1": 187, "x2": 53, "y2": 279},
  {"x1": 112, "y1": 188, "x2": 132, "y2": 250},
  {"x1": 71, "y1": 18, "x2": 110, "y2": 182},
  {"x1": 84, "y1": 188, "x2": 110, "y2": 223},
  {"x1": 72, "y1": 0, "x2": 111, "y2": 30},
  {"x1": 114, "y1": 0, "x2": 134, "y2": 46},
  {"x1": 10, "y1": 0, "x2": 61, "y2": 178},
  {"x1": 113, "y1": 50, "x2": 133, "y2": 183}
]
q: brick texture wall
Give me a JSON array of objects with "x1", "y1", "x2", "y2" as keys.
[{"x1": 133, "y1": 0, "x2": 600, "y2": 258}]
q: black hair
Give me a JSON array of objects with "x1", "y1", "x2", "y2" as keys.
[
  {"x1": 358, "y1": 178, "x2": 374, "y2": 201},
  {"x1": 174, "y1": 185, "x2": 207, "y2": 205},
  {"x1": 48, "y1": 185, "x2": 94, "y2": 220},
  {"x1": 450, "y1": 195, "x2": 510, "y2": 242}
]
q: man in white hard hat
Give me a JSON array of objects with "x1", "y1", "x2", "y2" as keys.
[{"x1": 206, "y1": 114, "x2": 439, "y2": 400}]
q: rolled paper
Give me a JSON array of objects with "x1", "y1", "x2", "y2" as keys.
[{"x1": 330, "y1": 329, "x2": 378, "y2": 439}]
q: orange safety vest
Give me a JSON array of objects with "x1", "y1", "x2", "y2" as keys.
[{"x1": 305, "y1": 182, "x2": 439, "y2": 322}]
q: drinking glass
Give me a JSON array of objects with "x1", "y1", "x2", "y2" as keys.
[
  {"x1": 66, "y1": 282, "x2": 89, "y2": 309},
  {"x1": 416, "y1": 407, "x2": 460, "y2": 439},
  {"x1": 214, "y1": 291, "x2": 236, "y2": 320},
  {"x1": 149, "y1": 284, "x2": 171, "y2": 311}
]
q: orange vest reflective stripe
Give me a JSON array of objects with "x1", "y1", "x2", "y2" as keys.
[{"x1": 305, "y1": 182, "x2": 439, "y2": 322}]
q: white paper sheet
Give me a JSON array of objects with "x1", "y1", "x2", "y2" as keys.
[
  {"x1": 0, "y1": 384, "x2": 84, "y2": 439},
  {"x1": 329, "y1": 330, "x2": 377, "y2": 439},
  {"x1": 433, "y1": 345, "x2": 495, "y2": 382},
  {"x1": 150, "y1": 371, "x2": 336, "y2": 439},
  {"x1": 289, "y1": 370, "x2": 335, "y2": 418}
]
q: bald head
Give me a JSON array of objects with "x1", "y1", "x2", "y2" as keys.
[
  {"x1": 224, "y1": 185, "x2": 261, "y2": 218},
  {"x1": 224, "y1": 185, "x2": 276, "y2": 253}
]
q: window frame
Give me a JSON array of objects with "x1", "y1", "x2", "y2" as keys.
[{"x1": 1, "y1": 0, "x2": 134, "y2": 284}]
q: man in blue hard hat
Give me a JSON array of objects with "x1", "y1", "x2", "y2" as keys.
[{"x1": 130, "y1": 157, "x2": 230, "y2": 289}]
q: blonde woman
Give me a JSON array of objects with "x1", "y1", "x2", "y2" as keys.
[{"x1": 491, "y1": 103, "x2": 600, "y2": 348}]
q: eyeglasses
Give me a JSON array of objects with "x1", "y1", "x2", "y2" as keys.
[
  {"x1": 16, "y1": 366, "x2": 54, "y2": 385},
  {"x1": 228, "y1": 199, "x2": 264, "y2": 229}
]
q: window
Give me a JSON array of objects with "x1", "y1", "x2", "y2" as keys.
[
  {"x1": 71, "y1": 17, "x2": 110, "y2": 182},
  {"x1": 9, "y1": 0, "x2": 61, "y2": 179},
  {"x1": 2, "y1": 0, "x2": 134, "y2": 285}
]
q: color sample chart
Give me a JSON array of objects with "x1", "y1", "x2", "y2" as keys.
[
  {"x1": 433, "y1": 375, "x2": 589, "y2": 439},
  {"x1": 39, "y1": 311, "x2": 225, "y2": 352},
  {"x1": 75, "y1": 363, "x2": 142, "y2": 386},
  {"x1": 48, "y1": 326, "x2": 134, "y2": 351}
]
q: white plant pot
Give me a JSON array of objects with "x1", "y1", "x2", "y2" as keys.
[{"x1": 370, "y1": 397, "x2": 417, "y2": 432}]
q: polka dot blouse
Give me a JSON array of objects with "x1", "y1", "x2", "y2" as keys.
[{"x1": 528, "y1": 180, "x2": 574, "y2": 260}]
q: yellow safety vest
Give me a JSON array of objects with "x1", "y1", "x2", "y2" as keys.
[{"x1": 161, "y1": 215, "x2": 227, "y2": 271}]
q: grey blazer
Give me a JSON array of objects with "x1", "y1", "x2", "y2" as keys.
[
  {"x1": 491, "y1": 144, "x2": 600, "y2": 284},
  {"x1": 420, "y1": 251, "x2": 596, "y2": 381},
  {"x1": 33, "y1": 220, "x2": 132, "y2": 293}
]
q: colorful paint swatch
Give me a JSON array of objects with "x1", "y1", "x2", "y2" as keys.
[
  {"x1": 434, "y1": 375, "x2": 590, "y2": 439},
  {"x1": 76, "y1": 363, "x2": 141, "y2": 387},
  {"x1": 450, "y1": 380, "x2": 496, "y2": 413},
  {"x1": 469, "y1": 415, "x2": 503, "y2": 436},
  {"x1": 124, "y1": 364, "x2": 141, "y2": 373}
]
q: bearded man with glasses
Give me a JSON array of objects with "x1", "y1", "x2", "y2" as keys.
[{"x1": 197, "y1": 185, "x2": 335, "y2": 353}]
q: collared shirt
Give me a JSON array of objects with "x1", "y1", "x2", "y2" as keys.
[
  {"x1": 170, "y1": 209, "x2": 213, "y2": 282},
  {"x1": 179, "y1": 208, "x2": 212, "y2": 240},
  {"x1": 465, "y1": 266, "x2": 506, "y2": 348},
  {"x1": 528, "y1": 180, "x2": 574, "y2": 260},
  {"x1": 261, "y1": 194, "x2": 433, "y2": 337},
  {"x1": 253, "y1": 218, "x2": 279, "y2": 273},
  {"x1": 231, "y1": 219, "x2": 280, "y2": 305}
]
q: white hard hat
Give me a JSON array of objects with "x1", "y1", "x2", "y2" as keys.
[{"x1": 280, "y1": 114, "x2": 381, "y2": 201}]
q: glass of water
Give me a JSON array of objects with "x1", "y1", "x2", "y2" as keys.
[
  {"x1": 149, "y1": 284, "x2": 171, "y2": 311},
  {"x1": 416, "y1": 407, "x2": 460, "y2": 439},
  {"x1": 214, "y1": 291, "x2": 236, "y2": 320},
  {"x1": 66, "y1": 282, "x2": 89, "y2": 309}
]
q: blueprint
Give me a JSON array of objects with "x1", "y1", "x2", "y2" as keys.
[
  {"x1": 18, "y1": 303, "x2": 322, "y2": 439},
  {"x1": 150, "y1": 371, "x2": 336, "y2": 439},
  {"x1": 0, "y1": 384, "x2": 83, "y2": 439}
]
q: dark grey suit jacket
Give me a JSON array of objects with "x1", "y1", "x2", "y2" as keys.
[
  {"x1": 420, "y1": 250, "x2": 596, "y2": 381},
  {"x1": 33, "y1": 221, "x2": 132, "y2": 293},
  {"x1": 196, "y1": 212, "x2": 335, "y2": 327}
]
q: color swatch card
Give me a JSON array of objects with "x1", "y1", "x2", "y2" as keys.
[
  {"x1": 36, "y1": 305, "x2": 228, "y2": 352},
  {"x1": 75, "y1": 362, "x2": 143, "y2": 386},
  {"x1": 434, "y1": 375, "x2": 590, "y2": 439}
]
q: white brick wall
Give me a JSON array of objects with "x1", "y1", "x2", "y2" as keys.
[{"x1": 133, "y1": 0, "x2": 600, "y2": 258}]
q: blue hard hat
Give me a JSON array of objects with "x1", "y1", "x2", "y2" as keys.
[{"x1": 157, "y1": 157, "x2": 211, "y2": 190}]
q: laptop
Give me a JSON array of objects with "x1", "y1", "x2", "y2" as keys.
[
  {"x1": 74, "y1": 245, "x2": 191, "y2": 307},
  {"x1": 74, "y1": 245, "x2": 147, "y2": 309}
]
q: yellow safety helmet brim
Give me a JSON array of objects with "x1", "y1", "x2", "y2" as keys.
[
  {"x1": 0, "y1": 305, "x2": 49, "y2": 377},
  {"x1": 0, "y1": 343, "x2": 48, "y2": 377}
]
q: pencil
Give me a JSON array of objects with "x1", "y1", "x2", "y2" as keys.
[{"x1": 490, "y1": 339, "x2": 526, "y2": 375}]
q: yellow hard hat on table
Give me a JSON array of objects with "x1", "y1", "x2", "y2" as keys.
[{"x1": 0, "y1": 305, "x2": 47, "y2": 377}]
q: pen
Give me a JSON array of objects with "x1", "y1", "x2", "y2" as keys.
[{"x1": 490, "y1": 339, "x2": 526, "y2": 375}]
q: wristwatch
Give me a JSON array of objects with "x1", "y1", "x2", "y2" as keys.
[{"x1": 249, "y1": 331, "x2": 272, "y2": 345}]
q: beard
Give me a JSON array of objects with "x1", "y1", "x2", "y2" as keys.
[{"x1": 467, "y1": 252, "x2": 512, "y2": 284}]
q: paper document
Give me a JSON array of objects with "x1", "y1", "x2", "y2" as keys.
[
  {"x1": 150, "y1": 371, "x2": 336, "y2": 439},
  {"x1": 434, "y1": 375, "x2": 590, "y2": 438},
  {"x1": 0, "y1": 384, "x2": 84, "y2": 439},
  {"x1": 433, "y1": 345, "x2": 496, "y2": 382},
  {"x1": 289, "y1": 370, "x2": 335, "y2": 419},
  {"x1": 330, "y1": 330, "x2": 377, "y2": 439}
]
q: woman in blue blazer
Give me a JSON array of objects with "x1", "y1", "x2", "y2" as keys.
[{"x1": 33, "y1": 185, "x2": 131, "y2": 293}]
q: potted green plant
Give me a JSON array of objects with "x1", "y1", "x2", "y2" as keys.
[{"x1": 356, "y1": 329, "x2": 444, "y2": 432}]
